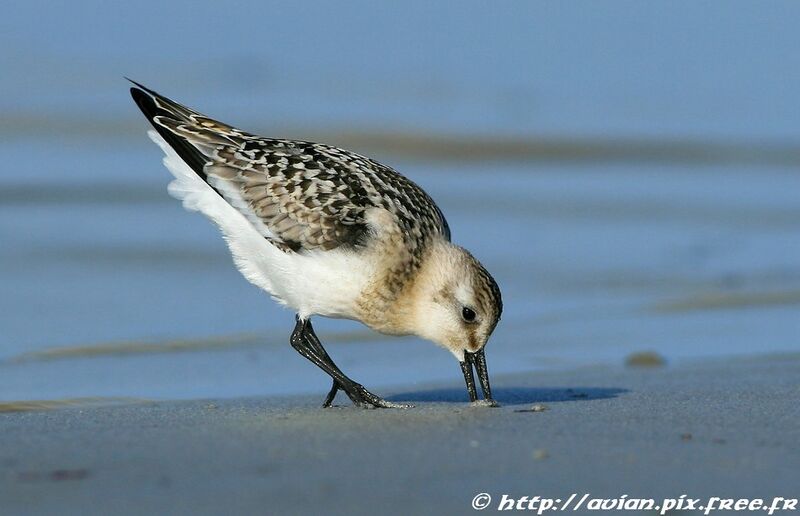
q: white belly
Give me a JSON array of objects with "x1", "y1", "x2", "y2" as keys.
[{"x1": 279, "y1": 249, "x2": 373, "y2": 319}]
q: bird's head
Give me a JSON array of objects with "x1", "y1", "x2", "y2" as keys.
[{"x1": 408, "y1": 241, "x2": 503, "y2": 405}]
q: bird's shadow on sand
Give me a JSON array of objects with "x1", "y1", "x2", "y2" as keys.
[{"x1": 387, "y1": 386, "x2": 628, "y2": 405}]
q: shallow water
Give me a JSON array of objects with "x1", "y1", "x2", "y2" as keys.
[
  {"x1": 1, "y1": 1, "x2": 799, "y2": 402},
  {"x1": 2, "y1": 149, "x2": 798, "y2": 402}
]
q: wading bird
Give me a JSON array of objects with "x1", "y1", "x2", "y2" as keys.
[{"x1": 130, "y1": 81, "x2": 502, "y2": 408}]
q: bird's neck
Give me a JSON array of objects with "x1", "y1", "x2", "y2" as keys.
[{"x1": 356, "y1": 238, "x2": 456, "y2": 336}]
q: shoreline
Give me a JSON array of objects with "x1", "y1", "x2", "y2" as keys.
[{"x1": 1, "y1": 352, "x2": 798, "y2": 515}]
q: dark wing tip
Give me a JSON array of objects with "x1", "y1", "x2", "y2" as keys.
[
  {"x1": 128, "y1": 79, "x2": 173, "y2": 123},
  {"x1": 128, "y1": 81, "x2": 209, "y2": 180},
  {"x1": 129, "y1": 85, "x2": 158, "y2": 121},
  {"x1": 126, "y1": 77, "x2": 160, "y2": 97}
]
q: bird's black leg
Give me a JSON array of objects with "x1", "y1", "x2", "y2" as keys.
[
  {"x1": 289, "y1": 316, "x2": 411, "y2": 409},
  {"x1": 293, "y1": 317, "x2": 341, "y2": 407},
  {"x1": 321, "y1": 380, "x2": 339, "y2": 408}
]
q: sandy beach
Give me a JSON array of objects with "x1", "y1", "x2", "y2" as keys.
[
  {"x1": 3, "y1": 4, "x2": 800, "y2": 515},
  {"x1": 2, "y1": 352, "x2": 797, "y2": 515}
]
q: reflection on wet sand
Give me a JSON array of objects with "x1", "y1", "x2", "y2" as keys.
[
  {"x1": 0, "y1": 397, "x2": 151, "y2": 413},
  {"x1": 5, "y1": 329, "x2": 391, "y2": 364}
]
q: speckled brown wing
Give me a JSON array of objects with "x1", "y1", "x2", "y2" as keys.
[
  {"x1": 130, "y1": 81, "x2": 450, "y2": 254},
  {"x1": 203, "y1": 138, "x2": 375, "y2": 252}
]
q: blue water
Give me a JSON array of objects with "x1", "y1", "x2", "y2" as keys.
[{"x1": 1, "y1": 1, "x2": 799, "y2": 402}]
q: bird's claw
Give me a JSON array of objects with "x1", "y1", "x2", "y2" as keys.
[
  {"x1": 470, "y1": 398, "x2": 500, "y2": 408},
  {"x1": 345, "y1": 383, "x2": 413, "y2": 409}
]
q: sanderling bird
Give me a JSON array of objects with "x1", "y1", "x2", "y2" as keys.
[{"x1": 129, "y1": 80, "x2": 502, "y2": 408}]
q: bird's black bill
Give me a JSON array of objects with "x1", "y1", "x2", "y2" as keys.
[
  {"x1": 460, "y1": 360, "x2": 478, "y2": 402},
  {"x1": 460, "y1": 348, "x2": 497, "y2": 406}
]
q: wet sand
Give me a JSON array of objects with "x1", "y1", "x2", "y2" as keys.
[{"x1": 1, "y1": 353, "x2": 797, "y2": 515}]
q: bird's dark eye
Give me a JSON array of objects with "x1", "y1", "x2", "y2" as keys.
[{"x1": 462, "y1": 306, "x2": 477, "y2": 323}]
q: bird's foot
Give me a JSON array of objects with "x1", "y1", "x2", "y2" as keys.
[
  {"x1": 470, "y1": 398, "x2": 500, "y2": 408},
  {"x1": 342, "y1": 382, "x2": 413, "y2": 409},
  {"x1": 322, "y1": 380, "x2": 341, "y2": 408}
]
